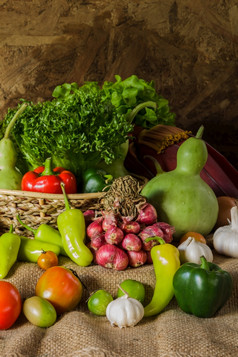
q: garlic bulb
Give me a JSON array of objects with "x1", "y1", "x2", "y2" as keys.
[
  {"x1": 178, "y1": 237, "x2": 213, "y2": 264},
  {"x1": 213, "y1": 205, "x2": 238, "y2": 258},
  {"x1": 106, "y1": 288, "x2": 144, "y2": 328}
]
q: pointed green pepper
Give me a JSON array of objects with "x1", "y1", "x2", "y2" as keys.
[
  {"x1": 18, "y1": 237, "x2": 61, "y2": 263},
  {"x1": 57, "y1": 182, "x2": 93, "y2": 267},
  {"x1": 16, "y1": 215, "x2": 67, "y2": 256},
  {"x1": 0, "y1": 225, "x2": 21, "y2": 278}
]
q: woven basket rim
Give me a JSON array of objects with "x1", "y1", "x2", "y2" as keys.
[
  {"x1": 0, "y1": 175, "x2": 147, "y2": 200},
  {"x1": 0, "y1": 188, "x2": 104, "y2": 200}
]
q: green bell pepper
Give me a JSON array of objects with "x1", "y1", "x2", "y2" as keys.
[
  {"x1": 173, "y1": 255, "x2": 233, "y2": 318},
  {"x1": 82, "y1": 168, "x2": 113, "y2": 193},
  {"x1": 0, "y1": 225, "x2": 21, "y2": 278}
]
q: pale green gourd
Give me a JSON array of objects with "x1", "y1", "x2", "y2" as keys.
[
  {"x1": 0, "y1": 103, "x2": 27, "y2": 190},
  {"x1": 141, "y1": 126, "x2": 218, "y2": 239}
]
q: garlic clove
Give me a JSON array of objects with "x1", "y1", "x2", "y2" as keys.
[{"x1": 177, "y1": 237, "x2": 193, "y2": 264}]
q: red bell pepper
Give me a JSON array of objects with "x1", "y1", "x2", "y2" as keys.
[{"x1": 21, "y1": 157, "x2": 77, "y2": 194}]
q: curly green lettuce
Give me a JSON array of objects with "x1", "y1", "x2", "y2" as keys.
[{"x1": 0, "y1": 75, "x2": 175, "y2": 179}]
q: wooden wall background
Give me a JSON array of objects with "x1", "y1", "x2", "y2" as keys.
[{"x1": 0, "y1": 0, "x2": 238, "y2": 168}]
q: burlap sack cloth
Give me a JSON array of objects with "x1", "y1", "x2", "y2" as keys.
[{"x1": 0, "y1": 252, "x2": 237, "y2": 357}]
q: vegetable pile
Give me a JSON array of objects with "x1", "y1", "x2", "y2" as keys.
[
  {"x1": 85, "y1": 176, "x2": 175, "y2": 270},
  {"x1": 0, "y1": 74, "x2": 237, "y2": 331},
  {"x1": 0, "y1": 75, "x2": 175, "y2": 182},
  {"x1": 0, "y1": 186, "x2": 235, "y2": 330}
]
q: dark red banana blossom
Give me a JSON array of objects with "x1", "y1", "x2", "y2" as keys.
[{"x1": 125, "y1": 125, "x2": 238, "y2": 198}]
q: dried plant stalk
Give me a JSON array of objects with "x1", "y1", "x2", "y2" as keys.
[{"x1": 98, "y1": 175, "x2": 147, "y2": 218}]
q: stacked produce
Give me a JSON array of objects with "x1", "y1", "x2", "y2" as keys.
[
  {"x1": 85, "y1": 176, "x2": 175, "y2": 270},
  {"x1": 0, "y1": 75, "x2": 175, "y2": 185},
  {"x1": 0, "y1": 74, "x2": 237, "y2": 331},
  {"x1": 0, "y1": 238, "x2": 233, "y2": 329}
]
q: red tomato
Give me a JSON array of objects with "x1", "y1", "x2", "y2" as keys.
[
  {"x1": 35, "y1": 266, "x2": 83, "y2": 315},
  {"x1": 0, "y1": 281, "x2": 22, "y2": 330},
  {"x1": 37, "y1": 250, "x2": 58, "y2": 270}
]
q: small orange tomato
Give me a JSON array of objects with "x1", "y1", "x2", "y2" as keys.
[
  {"x1": 180, "y1": 232, "x2": 206, "y2": 245},
  {"x1": 37, "y1": 250, "x2": 58, "y2": 270}
]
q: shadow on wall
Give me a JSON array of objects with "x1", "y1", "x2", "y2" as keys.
[{"x1": 0, "y1": 0, "x2": 237, "y2": 168}]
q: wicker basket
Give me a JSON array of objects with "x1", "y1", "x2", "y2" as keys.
[
  {"x1": 0, "y1": 175, "x2": 147, "y2": 237},
  {"x1": 0, "y1": 189, "x2": 105, "y2": 236}
]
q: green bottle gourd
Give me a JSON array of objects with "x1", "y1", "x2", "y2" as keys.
[
  {"x1": 0, "y1": 103, "x2": 27, "y2": 190},
  {"x1": 141, "y1": 126, "x2": 219, "y2": 239}
]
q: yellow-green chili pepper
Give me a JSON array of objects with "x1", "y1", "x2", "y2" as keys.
[
  {"x1": 144, "y1": 237, "x2": 180, "y2": 317},
  {"x1": 57, "y1": 182, "x2": 93, "y2": 267},
  {"x1": 0, "y1": 225, "x2": 21, "y2": 278},
  {"x1": 16, "y1": 214, "x2": 67, "y2": 256},
  {"x1": 18, "y1": 237, "x2": 61, "y2": 263}
]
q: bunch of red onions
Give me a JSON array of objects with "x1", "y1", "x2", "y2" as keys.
[{"x1": 84, "y1": 203, "x2": 175, "y2": 271}]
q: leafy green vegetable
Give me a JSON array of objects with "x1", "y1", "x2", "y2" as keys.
[
  {"x1": 0, "y1": 75, "x2": 175, "y2": 180},
  {"x1": 102, "y1": 75, "x2": 175, "y2": 128}
]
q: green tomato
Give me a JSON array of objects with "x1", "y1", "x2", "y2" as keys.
[
  {"x1": 117, "y1": 279, "x2": 145, "y2": 303},
  {"x1": 23, "y1": 296, "x2": 57, "y2": 327},
  {"x1": 87, "y1": 289, "x2": 113, "y2": 316}
]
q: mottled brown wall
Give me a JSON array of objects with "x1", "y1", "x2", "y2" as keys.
[{"x1": 0, "y1": 0, "x2": 238, "y2": 167}]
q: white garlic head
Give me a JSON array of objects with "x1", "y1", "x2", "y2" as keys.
[
  {"x1": 213, "y1": 206, "x2": 238, "y2": 258},
  {"x1": 106, "y1": 294, "x2": 144, "y2": 328},
  {"x1": 178, "y1": 237, "x2": 213, "y2": 264}
]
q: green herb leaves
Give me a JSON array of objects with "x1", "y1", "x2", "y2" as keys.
[
  {"x1": 102, "y1": 75, "x2": 175, "y2": 128},
  {"x1": 0, "y1": 75, "x2": 175, "y2": 179}
]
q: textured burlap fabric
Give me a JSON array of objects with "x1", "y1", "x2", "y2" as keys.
[{"x1": 0, "y1": 252, "x2": 238, "y2": 357}]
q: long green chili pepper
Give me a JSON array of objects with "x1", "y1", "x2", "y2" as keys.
[
  {"x1": 16, "y1": 214, "x2": 67, "y2": 256},
  {"x1": 57, "y1": 182, "x2": 93, "y2": 267},
  {"x1": 18, "y1": 237, "x2": 61, "y2": 263},
  {"x1": 144, "y1": 237, "x2": 180, "y2": 317}
]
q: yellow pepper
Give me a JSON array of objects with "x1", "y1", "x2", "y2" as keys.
[{"x1": 144, "y1": 237, "x2": 180, "y2": 317}]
